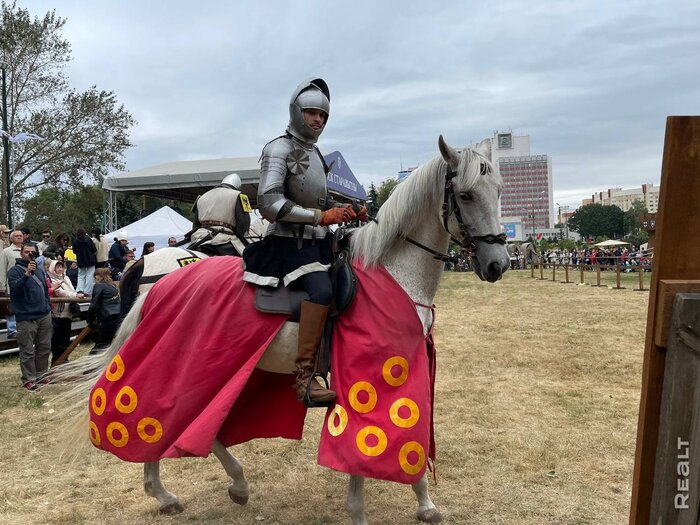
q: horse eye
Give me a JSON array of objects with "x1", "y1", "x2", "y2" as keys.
[
  {"x1": 480, "y1": 163, "x2": 488, "y2": 175},
  {"x1": 459, "y1": 192, "x2": 473, "y2": 202}
]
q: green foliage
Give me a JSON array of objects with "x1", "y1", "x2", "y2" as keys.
[
  {"x1": 366, "y1": 182, "x2": 379, "y2": 217},
  {"x1": 21, "y1": 184, "x2": 102, "y2": 234},
  {"x1": 623, "y1": 200, "x2": 648, "y2": 236},
  {"x1": 0, "y1": 1, "x2": 134, "y2": 222},
  {"x1": 567, "y1": 203, "x2": 625, "y2": 239},
  {"x1": 376, "y1": 178, "x2": 399, "y2": 210},
  {"x1": 557, "y1": 238, "x2": 577, "y2": 250}
]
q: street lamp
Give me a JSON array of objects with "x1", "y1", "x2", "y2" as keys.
[{"x1": 0, "y1": 62, "x2": 11, "y2": 228}]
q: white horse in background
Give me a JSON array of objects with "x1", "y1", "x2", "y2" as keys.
[{"x1": 59, "y1": 136, "x2": 509, "y2": 525}]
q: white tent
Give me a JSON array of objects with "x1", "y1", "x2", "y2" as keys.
[
  {"x1": 106, "y1": 206, "x2": 192, "y2": 257},
  {"x1": 593, "y1": 239, "x2": 630, "y2": 247}
]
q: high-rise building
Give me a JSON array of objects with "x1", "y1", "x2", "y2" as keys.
[{"x1": 488, "y1": 131, "x2": 554, "y2": 232}]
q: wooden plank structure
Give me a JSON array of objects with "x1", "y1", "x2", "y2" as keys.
[
  {"x1": 649, "y1": 294, "x2": 700, "y2": 524},
  {"x1": 630, "y1": 117, "x2": 700, "y2": 524}
]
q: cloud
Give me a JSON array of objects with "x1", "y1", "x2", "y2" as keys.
[{"x1": 23, "y1": 0, "x2": 700, "y2": 209}]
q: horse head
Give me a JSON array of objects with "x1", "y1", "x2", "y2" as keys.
[{"x1": 438, "y1": 135, "x2": 509, "y2": 282}]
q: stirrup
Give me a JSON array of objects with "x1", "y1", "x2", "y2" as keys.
[{"x1": 303, "y1": 373, "x2": 334, "y2": 409}]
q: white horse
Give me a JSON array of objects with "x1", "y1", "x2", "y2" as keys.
[{"x1": 60, "y1": 135, "x2": 508, "y2": 525}]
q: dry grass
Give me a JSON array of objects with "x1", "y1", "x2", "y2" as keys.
[{"x1": 0, "y1": 270, "x2": 648, "y2": 524}]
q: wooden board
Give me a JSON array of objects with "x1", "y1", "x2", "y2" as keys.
[
  {"x1": 630, "y1": 117, "x2": 700, "y2": 524},
  {"x1": 649, "y1": 294, "x2": 700, "y2": 524},
  {"x1": 654, "y1": 281, "x2": 700, "y2": 347}
]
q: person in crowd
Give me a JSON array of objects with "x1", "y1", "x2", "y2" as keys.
[
  {"x1": 89, "y1": 268, "x2": 121, "y2": 352},
  {"x1": 187, "y1": 173, "x2": 250, "y2": 256},
  {"x1": 0, "y1": 225, "x2": 10, "y2": 249},
  {"x1": 141, "y1": 242, "x2": 155, "y2": 257},
  {"x1": 43, "y1": 232, "x2": 70, "y2": 261},
  {"x1": 92, "y1": 228, "x2": 110, "y2": 268},
  {"x1": 167, "y1": 237, "x2": 177, "y2": 247},
  {"x1": 123, "y1": 250, "x2": 136, "y2": 272},
  {"x1": 109, "y1": 232, "x2": 129, "y2": 274},
  {"x1": 73, "y1": 228, "x2": 97, "y2": 295},
  {"x1": 8, "y1": 243, "x2": 52, "y2": 391},
  {"x1": 243, "y1": 78, "x2": 366, "y2": 406},
  {"x1": 0, "y1": 229, "x2": 25, "y2": 339},
  {"x1": 37, "y1": 230, "x2": 52, "y2": 255},
  {"x1": 47, "y1": 260, "x2": 84, "y2": 365}
]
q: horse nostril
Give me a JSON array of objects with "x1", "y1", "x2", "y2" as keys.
[{"x1": 488, "y1": 261, "x2": 502, "y2": 277}]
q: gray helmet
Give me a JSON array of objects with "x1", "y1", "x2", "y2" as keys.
[
  {"x1": 286, "y1": 78, "x2": 330, "y2": 144},
  {"x1": 221, "y1": 173, "x2": 241, "y2": 190}
]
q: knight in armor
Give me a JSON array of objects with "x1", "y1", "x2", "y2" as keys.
[
  {"x1": 243, "y1": 78, "x2": 366, "y2": 406},
  {"x1": 188, "y1": 173, "x2": 251, "y2": 256}
]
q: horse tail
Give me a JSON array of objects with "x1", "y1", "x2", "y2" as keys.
[{"x1": 52, "y1": 292, "x2": 147, "y2": 461}]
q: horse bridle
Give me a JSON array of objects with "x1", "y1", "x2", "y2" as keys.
[
  {"x1": 365, "y1": 165, "x2": 506, "y2": 264},
  {"x1": 441, "y1": 166, "x2": 506, "y2": 257}
]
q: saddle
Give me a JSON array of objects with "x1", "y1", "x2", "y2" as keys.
[{"x1": 253, "y1": 228, "x2": 359, "y2": 375}]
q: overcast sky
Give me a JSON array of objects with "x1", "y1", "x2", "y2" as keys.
[{"x1": 24, "y1": 0, "x2": 700, "y2": 208}]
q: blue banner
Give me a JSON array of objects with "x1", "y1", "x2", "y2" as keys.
[
  {"x1": 502, "y1": 223, "x2": 517, "y2": 239},
  {"x1": 324, "y1": 151, "x2": 367, "y2": 201}
]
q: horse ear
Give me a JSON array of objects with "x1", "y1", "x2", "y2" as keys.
[
  {"x1": 476, "y1": 138, "x2": 491, "y2": 160},
  {"x1": 438, "y1": 135, "x2": 460, "y2": 168}
]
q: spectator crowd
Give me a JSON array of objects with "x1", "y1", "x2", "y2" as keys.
[{"x1": 0, "y1": 225, "x2": 168, "y2": 392}]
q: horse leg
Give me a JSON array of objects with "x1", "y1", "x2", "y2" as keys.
[
  {"x1": 346, "y1": 475, "x2": 369, "y2": 525},
  {"x1": 211, "y1": 439, "x2": 249, "y2": 505},
  {"x1": 143, "y1": 461, "x2": 184, "y2": 514},
  {"x1": 412, "y1": 473, "x2": 442, "y2": 523}
]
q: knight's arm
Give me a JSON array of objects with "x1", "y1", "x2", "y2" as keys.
[{"x1": 257, "y1": 141, "x2": 322, "y2": 225}]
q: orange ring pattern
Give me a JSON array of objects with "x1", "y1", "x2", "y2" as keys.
[
  {"x1": 106, "y1": 421, "x2": 129, "y2": 448},
  {"x1": 382, "y1": 356, "x2": 409, "y2": 387},
  {"x1": 355, "y1": 425, "x2": 387, "y2": 457},
  {"x1": 137, "y1": 417, "x2": 164, "y2": 443},
  {"x1": 327, "y1": 404, "x2": 348, "y2": 437},
  {"x1": 89, "y1": 421, "x2": 101, "y2": 446},
  {"x1": 389, "y1": 397, "x2": 420, "y2": 429},
  {"x1": 105, "y1": 355, "x2": 125, "y2": 382},
  {"x1": 348, "y1": 381, "x2": 377, "y2": 414},
  {"x1": 114, "y1": 386, "x2": 138, "y2": 414},
  {"x1": 398, "y1": 441, "x2": 426, "y2": 475},
  {"x1": 91, "y1": 387, "x2": 106, "y2": 416}
]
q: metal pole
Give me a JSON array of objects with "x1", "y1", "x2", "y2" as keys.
[{"x1": 1, "y1": 64, "x2": 11, "y2": 228}]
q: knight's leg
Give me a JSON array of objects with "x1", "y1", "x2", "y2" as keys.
[
  {"x1": 143, "y1": 461, "x2": 184, "y2": 514},
  {"x1": 294, "y1": 272, "x2": 335, "y2": 405},
  {"x1": 412, "y1": 473, "x2": 443, "y2": 523},
  {"x1": 346, "y1": 475, "x2": 369, "y2": 525},
  {"x1": 211, "y1": 439, "x2": 249, "y2": 505}
]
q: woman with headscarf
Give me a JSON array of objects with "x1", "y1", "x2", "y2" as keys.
[{"x1": 46, "y1": 259, "x2": 84, "y2": 365}]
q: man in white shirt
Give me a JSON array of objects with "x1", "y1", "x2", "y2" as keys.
[{"x1": 0, "y1": 230, "x2": 25, "y2": 338}]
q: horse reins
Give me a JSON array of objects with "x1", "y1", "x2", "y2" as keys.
[{"x1": 364, "y1": 165, "x2": 506, "y2": 264}]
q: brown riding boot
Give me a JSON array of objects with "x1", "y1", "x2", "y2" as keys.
[{"x1": 295, "y1": 300, "x2": 336, "y2": 405}]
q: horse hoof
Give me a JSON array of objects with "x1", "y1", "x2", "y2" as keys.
[
  {"x1": 417, "y1": 507, "x2": 443, "y2": 523},
  {"x1": 228, "y1": 486, "x2": 249, "y2": 505},
  {"x1": 160, "y1": 501, "x2": 184, "y2": 515}
]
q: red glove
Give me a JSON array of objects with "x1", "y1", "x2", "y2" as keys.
[
  {"x1": 320, "y1": 207, "x2": 353, "y2": 226},
  {"x1": 356, "y1": 205, "x2": 368, "y2": 222}
]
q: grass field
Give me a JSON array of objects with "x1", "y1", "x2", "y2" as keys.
[{"x1": 0, "y1": 270, "x2": 649, "y2": 524}]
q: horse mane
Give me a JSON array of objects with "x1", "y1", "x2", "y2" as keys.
[{"x1": 352, "y1": 147, "x2": 492, "y2": 268}]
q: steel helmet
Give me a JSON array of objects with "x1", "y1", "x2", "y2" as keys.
[
  {"x1": 286, "y1": 78, "x2": 330, "y2": 144},
  {"x1": 221, "y1": 173, "x2": 242, "y2": 190}
]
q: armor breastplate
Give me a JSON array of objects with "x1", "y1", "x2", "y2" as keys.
[
  {"x1": 284, "y1": 147, "x2": 328, "y2": 208},
  {"x1": 257, "y1": 135, "x2": 330, "y2": 240}
]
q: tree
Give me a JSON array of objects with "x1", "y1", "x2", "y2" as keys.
[
  {"x1": 376, "y1": 178, "x2": 399, "y2": 210},
  {"x1": 623, "y1": 199, "x2": 648, "y2": 236},
  {"x1": 567, "y1": 203, "x2": 625, "y2": 239},
  {"x1": 21, "y1": 183, "x2": 102, "y2": 234},
  {"x1": 366, "y1": 182, "x2": 379, "y2": 217},
  {"x1": 0, "y1": 2, "x2": 135, "y2": 223}
]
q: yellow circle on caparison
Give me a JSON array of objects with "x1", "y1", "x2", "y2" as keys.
[
  {"x1": 137, "y1": 417, "x2": 164, "y2": 444},
  {"x1": 91, "y1": 387, "x2": 106, "y2": 416},
  {"x1": 114, "y1": 385, "x2": 138, "y2": 414},
  {"x1": 106, "y1": 421, "x2": 129, "y2": 448},
  {"x1": 382, "y1": 356, "x2": 409, "y2": 387},
  {"x1": 106, "y1": 355, "x2": 125, "y2": 382},
  {"x1": 389, "y1": 397, "x2": 420, "y2": 429},
  {"x1": 355, "y1": 426, "x2": 387, "y2": 457},
  {"x1": 348, "y1": 381, "x2": 377, "y2": 413},
  {"x1": 327, "y1": 404, "x2": 348, "y2": 437},
  {"x1": 399, "y1": 441, "x2": 426, "y2": 476}
]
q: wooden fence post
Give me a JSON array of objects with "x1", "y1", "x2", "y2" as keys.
[
  {"x1": 590, "y1": 264, "x2": 603, "y2": 287},
  {"x1": 630, "y1": 117, "x2": 700, "y2": 525},
  {"x1": 551, "y1": 263, "x2": 556, "y2": 281},
  {"x1": 635, "y1": 267, "x2": 646, "y2": 291},
  {"x1": 538, "y1": 262, "x2": 545, "y2": 280},
  {"x1": 615, "y1": 264, "x2": 625, "y2": 290},
  {"x1": 580, "y1": 264, "x2": 586, "y2": 285}
]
